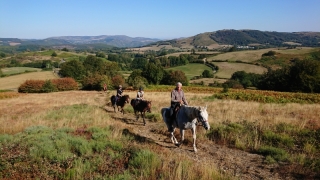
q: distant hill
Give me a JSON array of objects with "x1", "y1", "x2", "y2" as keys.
[
  {"x1": 1, "y1": 30, "x2": 320, "y2": 50},
  {"x1": 148, "y1": 30, "x2": 320, "y2": 49},
  {"x1": 0, "y1": 35, "x2": 161, "y2": 48}
]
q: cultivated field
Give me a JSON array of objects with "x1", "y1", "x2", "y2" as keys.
[
  {"x1": 1, "y1": 67, "x2": 42, "y2": 75},
  {"x1": 213, "y1": 62, "x2": 267, "y2": 79},
  {"x1": 207, "y1": 47, "x2": 317, "y2": 62},
  {"x1": 166, "y1": 63, "x2": 212, "y2": 79},
  {"x1": 0, "y1": 71, "x2": 58, "y2": 90}
]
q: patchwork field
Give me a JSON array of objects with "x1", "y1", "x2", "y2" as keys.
[
  {"x1": 0, "y1": 71, "x2": 58, "y2": 90},
  {"x1": 166, "y1": 63, "x2": 212, "y2": 79},
  {"x1": 213, "y1": 62, "x2": 267, "y2": 79},
  {"x1": 207, "y1": 47, "x2": 317, "y2": 62}
]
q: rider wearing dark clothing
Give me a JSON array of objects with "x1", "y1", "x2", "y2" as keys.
[{"x1": 114, "y1": 85, "x2": 123, "y2": 105}]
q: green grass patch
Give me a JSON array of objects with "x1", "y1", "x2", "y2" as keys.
[
  {"x1": 1, "y1": 67, "x2": 41, "y2": 75},
  {"x1": 166, "y1": 63, "x2": 212, "y2": 79}
]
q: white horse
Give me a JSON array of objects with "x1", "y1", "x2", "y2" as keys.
[{"x1": 161, "y1": 105, "x2": 210, "y2": 152}]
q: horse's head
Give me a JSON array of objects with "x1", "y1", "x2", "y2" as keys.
[
  {"x1": 197, "y1": 106, "x2": 210, "y2": 130},
  {"x1": 123, "y1": 95, "x2": 130, "y2": 103},
  {"x1": 146, "y1": 101, "x2": 152, "y2": 113}
]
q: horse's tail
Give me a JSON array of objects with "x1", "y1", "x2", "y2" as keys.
[
  {"x1": 160, "y1": 108, "x2": 167, "y2": 119},
  {"x1": 110, "y1": 95, "x2": 116, "y2": 106},
  {"x1": 130, "y1": 99, "x2": 135, "y2": 107}
]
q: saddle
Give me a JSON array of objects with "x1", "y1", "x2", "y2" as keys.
[{"x1": 166, "y1": 104, "x2": 181, "y2": 120}]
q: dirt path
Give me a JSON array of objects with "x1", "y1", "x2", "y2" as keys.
[{"x1": 103, "y1": 103, "x2": 286, "y2": 180}]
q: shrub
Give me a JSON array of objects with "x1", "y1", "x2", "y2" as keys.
[
  {"x1": 41, "y1": 80, "x2": 58, "y2": 93},
  {"x1": 51, "y1": 78, "x2": 78, "y2": 91},
  {"x1": 257, "y1": 146, "x2": 288, "y2": 162},
  {"x1": 18, "y1": 79, "x2": 45, "y2": 93},
  {"x1": 129, "y1": 149, "x2": 161, "y2": 178}
]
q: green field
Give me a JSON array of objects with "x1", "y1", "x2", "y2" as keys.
[
  {"x1": 166, "y1": 63, "x2": 212, "y2": 79},
  {"x1": 0, "y1": 71, "x2": 58, "y2": 90},
  {"x1": 213, "y1": 62, "x2": 267, "y2": 79},
  {"x1": 208, "y1": 47, "x2": 318, "y2": 63},
  {"x1": 1, "y1": 67, "x2": 42, "y2": 75}
]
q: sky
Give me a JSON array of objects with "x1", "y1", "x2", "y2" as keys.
[{"x1": 1, "y1": 0, "x2": 320, "y2": 39}]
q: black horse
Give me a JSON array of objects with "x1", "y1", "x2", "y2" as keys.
[
  {"x1": 110, "y1": 95, "x2": 130, "y2": 114},
  {"x1": 130, "y1": 99, "x2": 152, "y2": 126}
]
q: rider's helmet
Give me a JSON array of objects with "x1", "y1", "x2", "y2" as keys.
[{"x1": 119, "y1": 85, "x2": 122, "y2": 88}]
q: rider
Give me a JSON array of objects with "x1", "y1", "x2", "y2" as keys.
[
  {"x1": 114, "y1": 85, "x2": 123, "y2": 105},
  {"x1": 169, "y1": 82, "x2": 188, "y2": 129},
  {"x1": 135, "y1": 87, "x2": 144, "y2": 106}
]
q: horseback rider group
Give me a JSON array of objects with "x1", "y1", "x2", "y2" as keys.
[{"x1": 114, "y1": 82, "x2": 187, "y2": 130}]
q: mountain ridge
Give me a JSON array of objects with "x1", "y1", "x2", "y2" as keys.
[{"x1": 1, "y1": 29, "x2": 320, "y2": 49}]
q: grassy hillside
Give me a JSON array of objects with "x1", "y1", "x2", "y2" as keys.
[
  {"x1": 208, "y1": 47, "x2": 317, "y2": 62},
  {"x1": 166, "y1": 63, "x2": 212, "y2": 79},
  {"x1": 0, "y1": 90, "x2": 319, "y2": 179},
  {"x1": 1, "y1": 67, "x2": 42, "y2": 75},
  {"x1": 213, "y1": 62, "x2": 267, "y2": 79},
  {"x1": 0, "y1": 71, "x2": 58, "y2": 90}
]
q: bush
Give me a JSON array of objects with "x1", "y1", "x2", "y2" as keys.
[
  {"x1": 18, "y1": 78, "x2": 79, "y2": 93},
  {"x1": 18, "y1": 80, "x2": 45, "y2": 93},
  {"x1": 51, "y1": 78, "x2": 78, "y2": 91}
]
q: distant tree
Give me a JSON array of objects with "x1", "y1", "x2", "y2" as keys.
[
  {"x1": 202, "y1": 70, "x2": 214, "y2": 78},
  {"x1": 127, "y1": 69, "x2": 143, "y2": 86},
  {"x1": 162, "y1": 70, "x2": 189, "y2": 86},
  {"x1": 131, "y1": 76, "x2": 148, "y2": 90},
  {"x1": 262, "y1": 51, "x2": 276, "y2": 57},
  {"x1": 289, "y1": 60, "x2": 320, "y2": 93},
  {"x1": 228, "y1": 46, "x2": 236, "y2": 52},
  {"x1": 111, "y1": 75, "x2": 125, "y2": 88},
  {"x1": 223, "y1": 79, "x2": 243, "y2": 89},
  {"x1": 0, "y1": 52, "x2": 6, "y2": 58},
  {"x1": 61, "y1": 48, "x2": 69, "y2": 52},
  {"x1": 231, "y1": 71, "x2": 261, "y2": 88},
  {"x1": 83, "y1": 55, "x2": 105, "y2": 75},
  {"x1": 131, "y1": 57, "x2": 148, "y2": 70},
  {"x1": 59, "y1": 60, "x2": 86, "y2": 81},
  {"x1": 82, "y1": 73, "x2": 110, "y2": 91},
  {"x1": 51, "y1": 51, "x2": 57, "y2": 57},
  {"x1": 96, "y1": 51, "x2": 106, "y2": 58},
  {"x1": 142, "y1": 63, "x2": 164, "y2": 85}
]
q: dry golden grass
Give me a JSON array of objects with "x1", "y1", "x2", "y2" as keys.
[
  {"x1": 0, "y1": 71, "x2": 59, "y2": 90},
  {"x1": 1, "y1": 90, "x2": 319, "y2": 135}
]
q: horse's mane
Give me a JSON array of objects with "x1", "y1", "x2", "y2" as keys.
[{"x1": 181, "y1": 105, "x2": 202, "y2": 117}]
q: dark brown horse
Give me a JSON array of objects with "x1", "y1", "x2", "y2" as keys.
[
  {"x1": 130, "y1": 99, "x2": 152, "y2": 126},
  {"x1": 110, "y1": 95, "x2": 130, "y2": 114}
]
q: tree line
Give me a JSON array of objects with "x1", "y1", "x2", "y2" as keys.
[{"x1": 226, "y1": 59, "x2": 320, "y2": 93}]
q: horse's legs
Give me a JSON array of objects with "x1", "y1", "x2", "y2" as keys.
[
  {"x1": 191, "y1": 127, "x2": 197, "y2": 153},
  {"x1": 170, "y1": 130, "x2": 178, "y2": 145},
  {"x1": 142, "y1": 111, "x2": 146, "y2": 126},
  {"x1": 178, "y1": 129, "x2": 185, "y2": 147}
]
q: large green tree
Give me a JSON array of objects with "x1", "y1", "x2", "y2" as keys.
[
  {"x1": 59, "y1": 60, "x2": 86, "y2": 81},
  {"x1": 142, "y1": 63, "x2": 164, "y2": 85}
]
